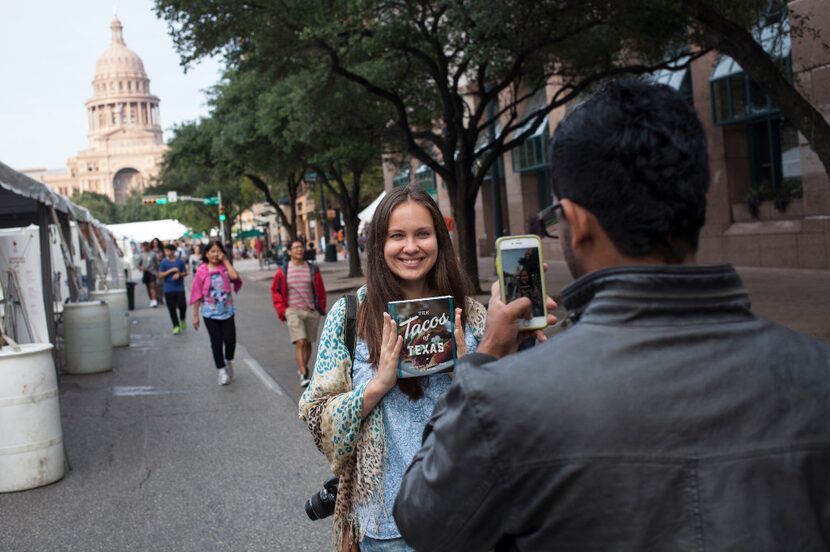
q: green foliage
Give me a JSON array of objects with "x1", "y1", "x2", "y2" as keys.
[
  {"x1": 70, "y1": 192, "x2": 118, "y2": 223},
  {"x1": 155, "y1": 0, "x2": 828, "y2": 286}
]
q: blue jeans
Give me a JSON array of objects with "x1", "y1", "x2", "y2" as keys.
[{"x1": 360, "y1": 536, "x2": 414, "y2": 552}]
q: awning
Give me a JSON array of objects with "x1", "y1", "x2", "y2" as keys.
[{"x1": 235, "y1": 228, "x2": 264, "y2": 239}]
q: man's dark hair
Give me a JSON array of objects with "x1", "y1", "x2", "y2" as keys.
[
  {"x1": 550, "y1": 79, "x2": 709, "y2": 262},
  {"x1": 163, "y1": 243, "x2": 176, "y2": 252}
]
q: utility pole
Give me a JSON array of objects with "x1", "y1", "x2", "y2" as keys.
[{"x1": 217, "y1": 190, "x2": 226, "y2": 243}]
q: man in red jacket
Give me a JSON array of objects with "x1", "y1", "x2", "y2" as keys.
[{"x1": 270, "y1": 239, "x2": 327, "y2": 387}]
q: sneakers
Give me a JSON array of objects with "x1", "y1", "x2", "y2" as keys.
[
  {"x1": 172, "y1": 325, "x2": 181, "y2": 335},
  {"x1": 298, "y1": 370, "x2": 310, "y2": 388},
  {"x1": 218, "y1": 368, "x2": 231, "y2": 386},
  {"x1": 149, "y1": 299, "x2": 158, "y2": 308},
  {"x1": 180, "y1": 320, "x2": 187, "y2": 331},
  {"x1": 225, "y1": 360, "x2": 234, "y2": 380}
]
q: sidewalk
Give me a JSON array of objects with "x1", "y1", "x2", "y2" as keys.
[{"x1": 235, "y1": 254, "x2": 830, "y2": 342}]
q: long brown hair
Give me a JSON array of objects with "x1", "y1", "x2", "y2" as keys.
[{"x1": 359, "y1": 187, "x2": 472, "y2": 400}]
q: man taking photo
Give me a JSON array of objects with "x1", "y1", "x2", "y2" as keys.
[
  {"x1": 271, "y1": 239, "x2": 327, "y2": 387},
  {"x1": 394, "y1": 80, "x2": 830, "y2": 551}
]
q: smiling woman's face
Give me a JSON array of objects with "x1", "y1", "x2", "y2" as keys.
[{"x1": 383, "y1": 200, "x2": 438, "y2": 286}]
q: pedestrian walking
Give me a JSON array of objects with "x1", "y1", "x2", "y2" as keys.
[
  {"x1": 254, "y1": 236, "x2": 265, "y2": 269},
  {"x1": 190, "y1": 239, "x2": 242, "y2": 386},
  {"x1": 393, "y1": 80, "x2": 830, "y2": 552},
  {"x1": 137, "y1": 241, "x2": 159, "y2": 307},
  {"x1": 270, "y1": 239, "x2": 326, "y2": 387},
  {"x1": 188, "y1": 243, "x2": 202, "y2": 276},
  {"x1": 298, "y1": 187, "x2": 487, "y2": 552},
  {"x1": 159, "y1": 243, "x2": 188, "y2": 335},
  {"x1": 150, "y1": 237, "x2": 165, "y2": 305}
]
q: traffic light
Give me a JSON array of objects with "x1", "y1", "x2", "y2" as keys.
[
  {"x1": 218, "y1": 205, "x2": 226, "y2": 222},
  {"x1": 141, "y1": 195, "x2": 167, "y2": 205}
]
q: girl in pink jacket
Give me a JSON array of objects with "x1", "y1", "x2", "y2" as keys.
[{"x1": 190, "y1": 240, "x2": 242, "y2": 386}]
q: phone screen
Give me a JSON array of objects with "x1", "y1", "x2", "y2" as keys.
[{"x1": 501, "y1": 246, "x2": 544, "y2": 317}]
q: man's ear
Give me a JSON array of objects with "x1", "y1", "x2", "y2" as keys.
[{"x1": 561, "y1": 199, "x2": 593, "y2": 250}]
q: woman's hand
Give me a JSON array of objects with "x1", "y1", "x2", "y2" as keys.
[
  {"x1": 193, "y1": 312, "x2": 200, "y2": 331},
  {"x1": 454, "y1": 307, "x2": 467, "y2": 358},
  {"x1": 361, "y1": 313, "x2": 402, "y2": 418},
  {"x1": 377, "y1": 313, "x2": 402, "y2": 390}
]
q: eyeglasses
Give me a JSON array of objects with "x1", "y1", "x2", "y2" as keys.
[{"x1": 534, "y1": 202, "x2": 564, "y2": 239}]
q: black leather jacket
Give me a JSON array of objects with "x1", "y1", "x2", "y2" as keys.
[{"x1": 395, "y1": 265, "x2": 830, "y2": 551}]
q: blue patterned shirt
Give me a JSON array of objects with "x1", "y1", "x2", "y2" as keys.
[
  {"x1": 199, "y1": 271, "x2": 236, "y2": 320},
  {"x1": 352, "y1": 329, "x2": 479, "y2": 539}
]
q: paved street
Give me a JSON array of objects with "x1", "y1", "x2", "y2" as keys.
[
  {"x1": 1, "y1": 255, "x2": 828, "y2": 552},
  {"x1": 0, "y1": 261, "x2": 335, "y2": 552}
]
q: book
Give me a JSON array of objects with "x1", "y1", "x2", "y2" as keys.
[{"x1": 388, "y1": 295, "x2": 456, "y2": 378}]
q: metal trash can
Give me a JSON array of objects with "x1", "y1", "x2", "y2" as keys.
[
  {"x1": 125, "y1": 281, "x2": 136, "y2": 311},
  {"x1": 324, "y1": 243, "x2": 338, "y2": 262}
]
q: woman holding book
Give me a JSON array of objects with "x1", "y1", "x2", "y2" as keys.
[{"x1": 300, "y1": 187, "x2": 487, "y2": 552}]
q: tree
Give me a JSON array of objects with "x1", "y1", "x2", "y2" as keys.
[
  {"x1": 208, "y1": 68, "x2": 309, "y2": 241},
  {"x1": 259, "y1": 68, "x2": 393, "y2": 277},
  {"x1": 158, "y1": 118, "x2": 258, "y2": 241},
  {"x1": 71, "y1": 191, "x2": 118, "y2": 223},
  {"x1": 156, "y1": 0, "x2": 701, "y2": 290},
  {"x1": 670, "y1": 0, "x2": 830, "y2": 183},
  {"x1": 156, "y1": 0, "x2": 829, "y2": 288}
]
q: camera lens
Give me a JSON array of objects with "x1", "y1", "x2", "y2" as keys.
[{"x1": 305, "y1": 489, "x2": 334, "y2": 520}]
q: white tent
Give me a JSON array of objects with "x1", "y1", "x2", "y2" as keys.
[
  {"x1": 107, "y1": 219, "x2": 188, "y2": 243},
  {"x1": 358, "y1": 191, "x2": 386, "y2": 223}
]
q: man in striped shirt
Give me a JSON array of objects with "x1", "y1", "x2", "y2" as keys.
[{"x1": 270, "y1": 239, "x2": 327, "y2": 387}]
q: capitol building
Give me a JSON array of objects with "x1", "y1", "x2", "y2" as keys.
[{"x1": 25, "y1": 15, "x2": 167, "y2": 203}]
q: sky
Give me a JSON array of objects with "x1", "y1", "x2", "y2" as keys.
[{"x1": 0, "y1": 1, "x2": 224, "y2": 170}]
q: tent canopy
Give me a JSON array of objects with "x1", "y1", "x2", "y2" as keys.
[
  {"x1": 0, "y1": 160, "x2": 98, "y2": 229},
  {"x1": 358, "y1": 191, "x2": 387, "y2": 223},
  {"x1": 107, "y1": 219, "x2": 189, "y2": 243},
  {"x1": 235, "y1": 228, "x2": 264, "y2": 239}
]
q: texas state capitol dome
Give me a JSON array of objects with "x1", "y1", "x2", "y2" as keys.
[{"x1": 36, "y1": 15, "x2": 167, "y2": 204}]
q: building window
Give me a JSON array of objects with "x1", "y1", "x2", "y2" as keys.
[
  {"x1": 392, "y1": 167, "x2": 410, "y2": 188},
  {"x1": 511, "y1": 127, "x2": 547, "y2": 173},
  {"x1": 414, "y1": 165, "x2": 438, "y2": 199},
  {"x1": 747, "y1": 117, "x2": 802, "y2": 201}
]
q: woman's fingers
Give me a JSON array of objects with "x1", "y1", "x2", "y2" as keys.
[{"x1": 454, "y1": 307, "x2": 467, "y2": 356}]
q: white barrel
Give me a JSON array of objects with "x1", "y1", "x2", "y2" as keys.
[
  {"x1": 90, "y1": 289, "x2": 130, "y2": 347},
  {"x1": 63, "y1": 301, "x2": 112, "y2": 374},
  {"x1": 0, "y1": 343, "x2": 65, "y2": 492}
]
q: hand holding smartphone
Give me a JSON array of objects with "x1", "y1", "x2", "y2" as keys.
[{"x1": 495, "y1": 235, "x2": 548, "y2": 330}]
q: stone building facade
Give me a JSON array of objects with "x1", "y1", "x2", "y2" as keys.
[{"x1": 25, "y1": 16, "x2": 167, "y2": 204}]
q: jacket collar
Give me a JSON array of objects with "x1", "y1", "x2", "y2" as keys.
[{"x1": 560, "y1": 264, "x2": 751, "y2": 323}]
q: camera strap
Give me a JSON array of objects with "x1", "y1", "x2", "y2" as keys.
[{"x1": 343, "y1": 293, "x2": 358, "y2": 379}]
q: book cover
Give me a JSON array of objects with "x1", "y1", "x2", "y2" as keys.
[{"x1": 388, "y1": 295, "x2": 456, "y2": 378}]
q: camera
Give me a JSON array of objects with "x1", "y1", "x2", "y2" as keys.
[{"x1": 305, "y1": 476, "x2": 339, "y2": 520}]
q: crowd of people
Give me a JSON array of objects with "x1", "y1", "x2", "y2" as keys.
[{"x1": 130, "y1": 79, "x2": 830, "y2": 551}]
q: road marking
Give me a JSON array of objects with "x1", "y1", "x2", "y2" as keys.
[
  {"x1": 244, "y1": 356, "x2": 285, "y2": 397},
  {"x1": 112, "y1": 386, "x2": 189, "y2": 397}
]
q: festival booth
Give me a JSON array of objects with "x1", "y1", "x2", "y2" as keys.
[{"x1": 0, "y1": 160, "x2": 127, "y2": 492}]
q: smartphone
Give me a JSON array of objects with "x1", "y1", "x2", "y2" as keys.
[{"x1": 495, "y1": 234, "x2": 548, "y2": 330}]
